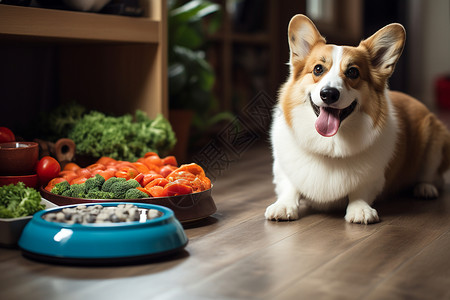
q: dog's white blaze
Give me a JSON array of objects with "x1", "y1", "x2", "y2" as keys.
[
  {"x1": 323, "y1": 46, "x2": 344, "y2": 90},
  {"x1": 310, "y1": 46, "x2": 357, "y2": 110}
]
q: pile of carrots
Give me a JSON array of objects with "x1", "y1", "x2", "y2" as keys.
[{"x1": 45, "y1": 152, "x2": 211, "y2": 198}]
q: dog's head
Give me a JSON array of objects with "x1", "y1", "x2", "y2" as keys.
[{"x1": 282, "y1": 14, "x2": 405, "y2": 140}]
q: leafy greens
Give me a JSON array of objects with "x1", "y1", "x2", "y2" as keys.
[{"x1": 0, "y1": 182, "x2": 45, "y2": 218}]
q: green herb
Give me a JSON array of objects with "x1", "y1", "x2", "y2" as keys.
[
  {"x1": 68, "y1": 110, "x2": 176, "y2": 161},
  {"x1": 0, "y1": 182, "x2": 45, "y2": 218},
  {"x1": 35, "y1": 102, "x2": 87, "y2": 142}
]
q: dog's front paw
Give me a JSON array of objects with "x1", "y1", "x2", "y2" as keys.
[
  {"x1": 265, "y1": 201, "x2": 300, "y2": 221},
  {"x1": 345, "y1": 200, "x2": 379, "y2": 224},
  {"x1": 413, "y1": 183, "x2": 439, "y2": 199}
]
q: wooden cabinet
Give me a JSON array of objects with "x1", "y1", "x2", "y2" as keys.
[{"x1": 0, "y1": 0, "x2": 167, "y2": 131}]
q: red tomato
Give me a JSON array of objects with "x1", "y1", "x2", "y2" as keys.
[
  {"x1": 36, "y1": 156, "x2": 61, "y2": 186},
  {"x1": 0, "y1": 127, "x2": 15, "y2": 143}
]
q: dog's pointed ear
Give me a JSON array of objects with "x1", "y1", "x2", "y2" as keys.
[
  {"x1": 288, "y1": 14, "x2": 325, "y2": 69},
  {"x1": 360, "y1": 23, "x2": 406, "y2": 79}
]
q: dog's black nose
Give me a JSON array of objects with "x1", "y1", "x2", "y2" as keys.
[{"x1": 320, "y1": 87, "x2": 340, "y2": 104}]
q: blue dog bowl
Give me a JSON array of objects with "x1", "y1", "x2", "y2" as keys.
[{"x1": 18, "y1": 203, "x2": 188, "y2": 265}]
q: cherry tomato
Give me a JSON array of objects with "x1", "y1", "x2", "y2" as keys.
[
  {"x1": 36, "y1": 156, "x2": 61, "y2": 186},
  {"x1": 0, "y1": 127, "x2": 15, "y2": 143}
]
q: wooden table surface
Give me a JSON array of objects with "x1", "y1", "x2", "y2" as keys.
[{"x1": 1, "y1": 142, "x2": 450, "y2": 300}]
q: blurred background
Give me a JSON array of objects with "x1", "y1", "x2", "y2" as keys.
[
  {"x1": 1, "y1": 0, "x2": 449, "y2": 161},
  {"x1": 200, "y1": 0, "x2": 450, "y2": 114},
  {"x1": 170, "y1": 0, "x2": 450, "y2": 157}
]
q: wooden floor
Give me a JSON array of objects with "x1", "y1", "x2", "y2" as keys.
[{"x1": 1, "y1": 141, "x2": 450, "y2": 300}]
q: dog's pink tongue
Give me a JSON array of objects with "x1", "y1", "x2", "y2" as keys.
[{"x1": 315, "y1": 107, "x2": 340, "y2": 137}]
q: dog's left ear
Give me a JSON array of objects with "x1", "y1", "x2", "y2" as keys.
[{"x1": 360, "y1": 23, "x2": 406, "y2": 79}]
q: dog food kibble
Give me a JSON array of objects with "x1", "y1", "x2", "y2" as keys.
[{"x1": 42, "y1": 204, "x2": 162, "y2": 224}]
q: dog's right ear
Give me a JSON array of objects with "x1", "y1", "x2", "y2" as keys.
[{"x1": 288, "y1": 14, "x2": 325, "y2": 70}]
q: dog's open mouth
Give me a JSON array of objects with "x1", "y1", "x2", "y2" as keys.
[{"x1": 309, "y1": 96, "x2": 357, "y2": 137}]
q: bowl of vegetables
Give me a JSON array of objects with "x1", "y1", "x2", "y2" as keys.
[
  {"x1": 40, "y1": 152, "x2": 216, "y2": 223},
  {"x1": 0, "y1": 182, "x2": 56, "y2": 247},
  {"x1": 18, "y1": 203, "x2": 188, "y2": 265}
]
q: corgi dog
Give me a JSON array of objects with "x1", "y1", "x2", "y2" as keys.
[{"x1": 265, "y1": 14, "x2": 450, "y2": 224}]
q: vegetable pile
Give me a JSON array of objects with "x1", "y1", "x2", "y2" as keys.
[
  {"x1": 69, "y1": 111, "x2": 176, "y2": 161},
  {"x1": 46, "y1": 152, "x2": 211, "y2": 199},
  {"x1": 0, "y1": 182, "x2": 45, "y2": 218},
  {"x1": 34, "y1": 102, "x2": 176, "y2": 161}
]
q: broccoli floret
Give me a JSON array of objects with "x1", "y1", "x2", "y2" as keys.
[
  {"x1": 110, "y1": 179, "x2": 141, "y2": 199},
  {"x1": 85, "y1": 174, "x2": 105, "y2": 192},
  {"x1": 102, "y1": 177, "x2": 126, "y2": 192},
  {"x1": 124, "y1": 188, "x2": 148, "y2": 199},
  {"x1": 86, "y1": 189, "x2": 115, "y2": 199},
  {"x1": 50, "y1": 180, "x2": 70, "y2": 195},
  {"x1": 63, "y1": 183, "x2": 87, "y2": 198}
]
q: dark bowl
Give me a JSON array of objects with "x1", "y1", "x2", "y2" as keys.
[
  {"x1": 0, "y1": 174, "x2": 38, "y2": 188},
  {"x1": 0, "y1": 142, "x2": 39, "y2": 176},
  {"x1": 40, "y1": 187, "x2": 217, "y2": 223}
]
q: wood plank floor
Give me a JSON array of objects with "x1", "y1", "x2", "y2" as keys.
[{"x1": 1, "y1": 141, "x2": 450, "y2": 300}]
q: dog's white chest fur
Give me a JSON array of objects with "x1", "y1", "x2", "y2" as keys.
[{"x1": 271, "y1": 102, "x2": 397, "y2": 205}]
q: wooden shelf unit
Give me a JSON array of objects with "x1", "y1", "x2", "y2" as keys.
[
  {"x1": 0, "y1": 5, "x2": 160, "y2": 43},
  {"x1": 0, "y1": 0, "x2": 167, "y2": 132}
]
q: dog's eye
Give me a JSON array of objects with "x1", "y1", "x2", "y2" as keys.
[
  {"x1": 313, "y1": 64, "x2": 324, "y2": 76},
  {"x1": 346, "y1": 67, "x2": 360, "y2": 79}
]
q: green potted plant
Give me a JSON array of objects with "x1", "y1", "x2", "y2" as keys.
[{"x1": 168, "y1": 0, "x2": 231, "y2": 160}]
